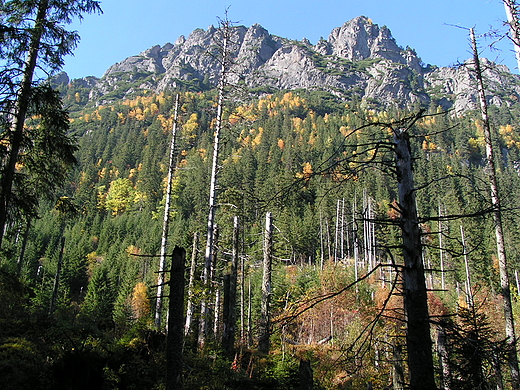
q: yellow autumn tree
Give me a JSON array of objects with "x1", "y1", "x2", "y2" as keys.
[
  {"x1": 131, "y1": 282, "x2": 150, "y2": 320},
  {"x1": 104, "y1": 178, "x2": 136, "y2": 215}
]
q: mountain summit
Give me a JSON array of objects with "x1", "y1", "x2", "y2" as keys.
[{"x1": 61, "y1": 16, "x2": 520, "y2": 112}]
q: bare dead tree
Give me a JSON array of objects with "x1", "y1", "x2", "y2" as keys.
[
  {"x1": 394, "y1": 124, "x2": 436, "y2": 390},
  {"x1": 155, "y1": 93, "x2": 180, "y2": 330},
  {"x1": 471, "y1": 27, "x2": 520, "y2": 388},
  {"x1": 199, "y1": 12, "x2": 237, "y2": 349},
  {"x1": 184, "y1": 232, "x2": 199, "y2": 336}
]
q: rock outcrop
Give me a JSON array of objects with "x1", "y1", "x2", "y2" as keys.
[{"x1": 63, "y1": 16, "x2": 520, "y2": 112}]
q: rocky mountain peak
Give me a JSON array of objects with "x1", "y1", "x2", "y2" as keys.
[
  {"x1": 328, "y1": 16, "x2": 409, "y2": 64},
  {"x1": 64, "y1": 16, "x2": 520, "y2": 112}
]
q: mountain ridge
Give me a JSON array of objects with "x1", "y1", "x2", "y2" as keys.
[{"x1": 57, "y1": 16, "x2": 520, "y2": 113}]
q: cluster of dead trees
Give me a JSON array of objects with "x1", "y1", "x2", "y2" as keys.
[{"x1": 155, "y1": 5, "x2": 520, "y2": 389}]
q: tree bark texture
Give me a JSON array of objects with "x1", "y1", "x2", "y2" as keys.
[{"x1": 394, "y1": 128, "x2": 436, "y2": 390}]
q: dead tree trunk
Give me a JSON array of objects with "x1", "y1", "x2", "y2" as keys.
[
  {"x1": 223, "y1": 216, "x2": 239, "y2": 356},
  {"x1": 166, "y1": 247, "x2": 186, "y2": 390},
  {"x1": 471, "y1": 27, "x2": 520, "y2": 388},
  {"x1": 299, "y1": 359, "x2": 314, "y2": 390},
  {"x1": 258, "y1": 212, "x2": 273, "y2": 354},
  {"x1": 184, "y1": 232, "x2": 199, "y2": 336},
  {"x1": 155, "y1": 94, "x2": 180, "y2": 329},
  {"x1": 392, "y1": 342, "x2": 405, "y2": 390},
  {"x1": 240, "y1": 237, "x2": 246, "y2": 344},
  {"x1": 436, "y1": 324, "x2": 451, "y2": 390},
  {"x1": 394, "y1": 128, "x2": 436, "y2": 390},
  {"x1": 200, "y1": 16, "x2": 234, "y2": 349},
  {"x1": 247, "y1": 275, "x2": 253, "y2": 347},
  {"x1": 334, "y1": 199, "x2": 340, "y2": 263},
  {"x1": 438, "y1": 204, "x2": 446, "y2": 292},
  {"x1": 319, "y1": 209, "x2": 325, "y2": 270}
]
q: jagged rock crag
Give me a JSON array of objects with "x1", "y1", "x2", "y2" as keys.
[{"x1": 65, "y1": 16, "x2": 520, "y2": 112}]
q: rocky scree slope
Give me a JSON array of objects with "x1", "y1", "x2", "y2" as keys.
[{"x1": 61, "y1": 16, "x2": 520, "y2": 112}]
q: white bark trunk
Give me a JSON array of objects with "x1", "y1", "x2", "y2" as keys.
[
  {"x1": 184, "y1": 231, "x2": 199, "y2": 336},
  {"x1": 155, "y1": 94, "x2": 180, "y2": 329},
  {"x1": 471, "y1": 28, "x2": 520, "y2": 388},
  {"x1": 258, "y1": 212, "x2": 273, "y2": 354},
  {"x1": 199, "y1": 21, "x2": 232, "y2": 348}
]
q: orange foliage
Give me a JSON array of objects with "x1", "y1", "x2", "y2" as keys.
[{"x1": 131, "y1": 282, "x2": 150, "y2": 320}]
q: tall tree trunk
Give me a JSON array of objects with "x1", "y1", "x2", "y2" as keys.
[
  {"x1": 471, "y1": 28, "x2": 520, "y2": 388},
  {"x1": 438, "y1": 204, "x2": 446, "y2": 292},
  {"x1": 0, "y1": 0, "x2": 49, "y2": 248},
  {"x1": 184, "y1": 232, "x2": 199, "y2": 336},
  {"x1": 155, "y1": 94, "x2": 180, "y2": 329},
  {"x1": 240, "y1": 235, "x2": 246, "y2": 344},
  {"x1": 340, "y1": 198, "x2": 345, "y2": 261},
  {"x1": 319, "y1": 209, "x2": 325, "y2": 270},
  {"x1": 394, "y1": 128, "x2": 436, "y2": 390},
  {"x1": 200, "y1": 17, "x2": 233, "y2": 348},
  {"x1": 223, "y1": 216, "x2": 239, "y2": 356},
  {"x1": 166, "y1": 247, "x2": 185, "y2": 390},
  {"x1": 213, "y1": 285, "x2": 221, "y2": 337},
  {"x1": 334, "y1": 199, "x2": 340, "y2": 263},
  {"x1": 258, "y1": 212, "x2": 273, "y2": 354},
  {"x1": 353, "y1": 201, "x2": 360, "y2": 274}
]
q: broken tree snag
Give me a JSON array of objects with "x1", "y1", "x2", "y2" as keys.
[
  {"x1": 394, "y1": 128, "x2": 436, "y2": 390},
  {"x1": 166, "y1": 246, "x2": 186, "y2": 390},
  {"x1": 299, "y1": 359, "x2": 313, "y2": 390}
]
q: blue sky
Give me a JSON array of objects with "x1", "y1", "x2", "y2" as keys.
[{"x1": 62, "y1": 0, "x2": 517, "y2": 79}]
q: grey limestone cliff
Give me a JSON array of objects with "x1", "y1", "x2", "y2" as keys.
[{"x1": 65, "y1": 16, "x2": 520, "y2": 112}]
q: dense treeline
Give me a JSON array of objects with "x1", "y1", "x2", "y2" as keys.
[{"x1": 3, "y1": 85, "x2": 520, "y2": 388}]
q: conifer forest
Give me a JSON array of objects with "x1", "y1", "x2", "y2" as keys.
[{"x1": 6, "y1": 1, "x2": 520, "y2": 389}]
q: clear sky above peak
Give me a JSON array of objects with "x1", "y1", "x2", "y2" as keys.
[{"x1": 63, "y1": 0, "x2": 518, "y2": 80}]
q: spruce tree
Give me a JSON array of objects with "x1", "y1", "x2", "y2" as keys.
[{"x1": 0, "y1": 0, "x2": 102, "y2": 248}]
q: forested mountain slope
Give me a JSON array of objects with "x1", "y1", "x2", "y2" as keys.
[{"x1": 4, "y1": 15, "x2": 520, "y2": 390}]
